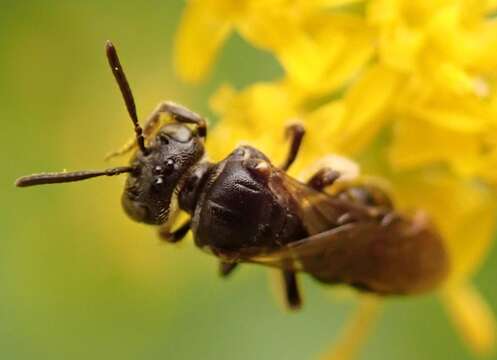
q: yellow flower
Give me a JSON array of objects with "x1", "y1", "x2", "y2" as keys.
[{"x1": 175, "y1": 0, "x2": 497, "y2": 358}]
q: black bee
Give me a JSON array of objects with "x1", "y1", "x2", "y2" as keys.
[{"x1": 16, "y1": 42, "x2": 449, "y2": 309}]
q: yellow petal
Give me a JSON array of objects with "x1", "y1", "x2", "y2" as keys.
[
  {"x1": 438, "y1": 63, "x2": 480, "y2": 96},
  {"x1": 277, "y1": 35, "x2": 327, "y2": 89},
  {"x1": 459, "y1": 0, "x2": 487, "y2": 26},
  {"x1": 305, "y1": 100, "x2": 345, "y2": 150},
  {"x1": 301, "y1": 13, "x2": 375, "y2": 94},
  {"x1": 478, "y1": 146, "x2": 497, "y2": 185},
  {"x1": 240, "y1": 10, "x2": 375, "y2": 94},
  {"x1": 377, "y1": 23, "x2": 424, "y2": 72},
  {"x1": 297, "y1": 100, "x2": 347, "y2": 174},
  {"x1": 400, "y1": 1, "x2": 459, "y2": 27},
  {"x1": 174, "y1": 1, "x2": 233, "y2": 83},
  {"x1": 441, "y1": 284, "x2": 496, "y2": 355},
  {"x1": 320, "y1": 296, "x2": 382, "y2": 360},
  {"x1": 208, "y1": 81, "x2": 299, "y2": 161},
  {"x1": 213, "y1": 82, "x2": 297, "y2": 128},
  {"x1": 425, "y1": 2, "x2": 497, "y2": 68},
  {"x1": 238, "y1": 9, "x2": 327, "y2": 89},
  {"x1": 407, "y1": 106, "x2": 488, "y2": 133},
  {"x1": 318, "y1": 33, "x2": 375, "y2": 95},
  {"x1": 468, "y1": 21, "x2": 497, "y2": 71},
  {"x1": 366, "y1": 0, "x2": 400, "y2": 26},
  {"x1": 388, "y1": 116, "x2": 482, "y2": 175},
  {"x1": 425, "y1": 3, "x2": 462, "y2": 58},
  {"x1": 237, "y1": 6, "x2": 303, "y2": 51},
  {"x1": 487, "y1": 0, "x2": 497, "y2": 12},
  {"x1": 209, "y1": 83, "x2": 237, "y2": 116},
  {"x1": 337, "y1": 64, "x2": 402, "y2": 154},
  {"x1": 207, "y1": 122, "x2": 254, "y2": 161},
  {"x1": 311, "y1": 0, "x2": 364, "y2": 8}
]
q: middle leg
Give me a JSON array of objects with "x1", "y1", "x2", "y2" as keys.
[
  {"x1": 280, "y1": 122, "x2": 305, "y2": 171},
  {"x1": 307, "y1": 168, "x2": 341, "y2": 191},
  {"x1": 282, "y1": 270, "x2": 302, "y2": 310},
  {"x1": 278, "y1": 123, "x2": 305, "y2": 310}
]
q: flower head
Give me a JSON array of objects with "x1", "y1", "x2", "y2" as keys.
[{"x1": 175, "y1": 0, "x2": 497, "y2": 357}]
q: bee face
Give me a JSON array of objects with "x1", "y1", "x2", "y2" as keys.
[{"x1": 121, "y1": 123, "x2": 204, "y2": 225}]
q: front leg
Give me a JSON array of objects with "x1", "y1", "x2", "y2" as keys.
[
  {"x1": 143, "y1": 101, "x2": 207, "y2": 139},
  {"x1": 159, "y1": 219, "x2": 191, "y2": 243},
  {"x1": 106, "y1": 101, "x2": 207, "y2": 159}
]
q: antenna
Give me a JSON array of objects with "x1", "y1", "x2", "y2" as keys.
[
  {"x1": 105, "y1": 40, "x2": 149, "y2": 155},
  {"x1": 15, "y1": 166, "x2": 134, "y2": 187}
]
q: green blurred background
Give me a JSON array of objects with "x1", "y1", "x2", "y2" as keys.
[{"x1": 1, "y1": 1, "x2": 497, "y2": 359}]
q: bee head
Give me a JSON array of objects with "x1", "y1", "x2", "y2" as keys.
[
  {"x1": 122, "y1": 123, "x2": 204, "y2": 224},
  {"x1": 15, "y1": 41, "x2": 205, "y2": 227}
]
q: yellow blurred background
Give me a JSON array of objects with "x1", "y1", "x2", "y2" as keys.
[{"x1": 1, "y1": 1, "x2": 497, "y2": 359}]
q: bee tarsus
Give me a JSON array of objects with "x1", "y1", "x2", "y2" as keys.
[{"x1": 219, "y1": 262, "x2": 238, "y2": 277}]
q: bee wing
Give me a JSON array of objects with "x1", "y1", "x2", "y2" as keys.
[
  {"x1": 268, "y1": 170, "x2": 374, "y2": 235},
  {"x1": 244, "y1": 212, "x2": 449, "y2": 294},
  {"x1": 246, "y1": 223, "x2": 359, "y2": 269}
]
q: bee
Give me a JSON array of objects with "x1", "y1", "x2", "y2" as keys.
[{"x1": 16, "y1": 41, "x2": 449, "y2": 309}]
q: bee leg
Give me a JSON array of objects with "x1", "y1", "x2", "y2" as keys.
[
  {"x1": 307, "y1": 168, "x2": 341, "y2": 191},
  {"x1": 380, "y1": 211, "x2": 401, "y2": 226},
  {"x1": 219, "y1": 261, "x2": 238, "y2": 277},
  {"x1": 280, "y1": 122, "x2": 306, "y2": 171},
  {"x1": 145, "y1": 101, "x2": 207, "y2": 138},
  {"x1": 105, "y1": 137, "x2": 139, "y2": 160},
  {"x1": 105, "y1": 107, "x2": 166, "y2": 160},
  {"x1": 106, "y1": 101, "x2": 207, "y2": 160},
  {"x1": 158, "y1": 220, "x2": 191, "y2": 243},
  {"x1": 282, "y1": 270, "x2": 302, "y2": 310}
]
